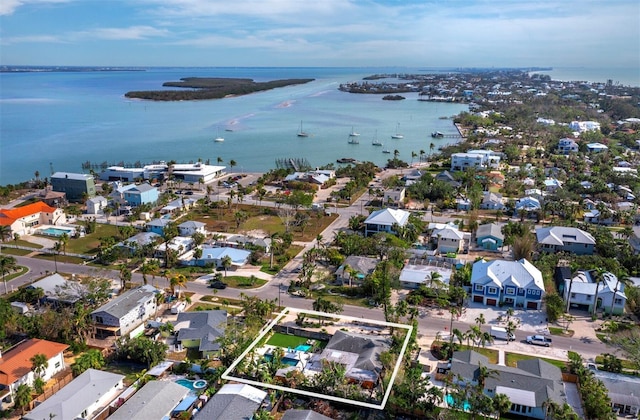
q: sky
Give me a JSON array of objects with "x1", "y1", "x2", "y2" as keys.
[{"x1": 1, "y1": 0, "x2": 639, "y2": 69}]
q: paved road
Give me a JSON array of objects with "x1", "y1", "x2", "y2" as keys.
[{"x1": 2, "y1": 165, "x2": 617, "y2": 362}]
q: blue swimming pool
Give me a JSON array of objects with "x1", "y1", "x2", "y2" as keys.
[
  {"x1": 445, "y1": 394, "x2": 470, "y2": 411},
  {"x1": 175, "y1": 378, "x2": 207, "y2": 390},
  {"x1": 39, "y1": 227, "x2": 72, "y2": 237},
  {"x1": 294, "y1": 344, "x2": 312, "y2": 352},
  {"x1": 263, "y1": 354, "x2": 299, "y2": 366}
]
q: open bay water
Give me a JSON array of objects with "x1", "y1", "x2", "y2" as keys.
[
  {"x1": 1, "y1": 67, "x2": 468, "y2": 184},
  {"x1": 1, "y1": 66, "x2": 636, "y2": 184}
]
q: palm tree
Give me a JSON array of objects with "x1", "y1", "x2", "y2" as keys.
[
  {"x1": 411, "y1": 151, "x2": 417, "y2": 165},
  {"x1": 0, "y1": 255, "x2": 17, "y2": 294},
  {"x1": 429, "y1": 142, "x2": 435, "y2": 156},
  {"x1": 419, "y1": 149, "x2": 425, "y2": 162},
  {"x1": 393, "y1": 149, "x2": 400, "y2": 159},
  {"x1": 14, "y1": 383, "x2": 32, "y2": 415},
  {"x1": 592, "y1": 267, "x2": 606, "y2": 316},
  {"x1": 30, "y1": 353, "x2": 48, "y2": 379},
  {"x1": 609, "y1": 270, "x2": 629, "y2": 316},
  {"x1": 492, "y1": 393, "x2": 511, "y2": 419},
  {"x1": 0, "y1": 225, "x2": 11, "y2": 242},
  {"x1": 221, "y1": 255, "x2": 232, "y2": 277},
  {"x1": 229, "y1": 159, "x2": 237, "y2": 173},
  {"x1": 268, "y1": 232, "x2": 280, "y2": 269},
  {"x1": 170, "y1": 273, "x2": 188, "y2": 298}
]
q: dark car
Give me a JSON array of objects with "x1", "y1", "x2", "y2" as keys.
[{"x1": 209, "y1": 281, "x2": 227, "y2": 289}]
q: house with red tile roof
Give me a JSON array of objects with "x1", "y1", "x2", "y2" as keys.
[
  {"x1": 0, "y1": 338, "x2": 69, "y2": 405},
  {"x1": 0, "y1": 202, "x2": 66, "y2": 237}
]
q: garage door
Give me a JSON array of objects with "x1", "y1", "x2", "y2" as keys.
[
  {"x1": 473, "y1": 296, "x2": 483, "y2": 303},
  {"x1": 486, "y1": 299, "x2": 497, "y2": 306},
  {"x1": 527, "y1": 301, "x2": 539, "y2": 309}
]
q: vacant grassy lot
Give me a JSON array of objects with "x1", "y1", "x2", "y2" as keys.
[
  {"x1": 221, "y1": 275, "x2": 268, "y2": 288},
  {"x1": 505, "y1": 352, "x2": 566, "y2": 370},
  {"x1": 66, "y1": 223, "x2": 122, "y2": 255}
]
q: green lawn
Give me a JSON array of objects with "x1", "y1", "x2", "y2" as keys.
[
  {"x1": 1, "y1": 247, "x2": 33, "y2": 256},
  {"x1": 459, "y1": 345, "x2": 499, "y2": 364},
  {"x1": 266, "y1": 332, "x2": 309, "y2": 348},
  {"x1": 221, "y1": 275, "x2": 267, "y2": 289},
  {"x1": 66, "y1": 223, "x2": 122, "y2": 255},
  {"x1": 505, "y1": 352, "x2": 567, "y2": 370}
]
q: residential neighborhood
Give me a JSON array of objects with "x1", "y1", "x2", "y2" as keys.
[{"x1": 1, "y1": 68, "x2": 639, "y2": 419}]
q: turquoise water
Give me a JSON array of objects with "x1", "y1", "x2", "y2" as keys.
[
  {"x1": 445, "y1": 394, "x2": 471, "y2": 411},
  {"x1": 39, "y1": 227, "x2": 72, "y2": 236},
  {"x1": 175, "y1": 378, "x2": 207, "y2": 390},
  {"x1": 263, "y1": 354, "x2": 299, "y2": 366},
  {"x1": 294, "y1": 344, "x2": 312, "y2": 352}
]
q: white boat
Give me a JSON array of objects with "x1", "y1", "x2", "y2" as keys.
[
  {"x1": 382, "y1": 149, "x2": 391, "y2": 154},
  {"x1": 349, "y1": 126, "x2": 360, "y2": 137},
  {"x1": 391, "y1": 122, "x2": 403, "y2": 139},
  {"x1": 214, "y1": 127, "x2": 224, "y2": 142},
  {"x1": 297, "y1": 121, "x2": 309, "y2": 137},
  {"x1": 371, "y1": 130, "x2": 383, "y2": 146}
]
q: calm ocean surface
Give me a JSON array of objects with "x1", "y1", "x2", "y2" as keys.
[{"x1": 1, "y1": 66, "x2": 637, "y2": 185}]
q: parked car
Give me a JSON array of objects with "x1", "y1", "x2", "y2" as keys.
[
  {"x1": 526, "y1": 335, "x2": 552, "y2": 347},
  {"x1": 209, "y1": 281, "x2": 227, "y2": 289}
]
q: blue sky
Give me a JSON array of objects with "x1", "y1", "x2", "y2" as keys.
[{"x1": 1, "y1": 0, "x2": 638, "y2": 68}]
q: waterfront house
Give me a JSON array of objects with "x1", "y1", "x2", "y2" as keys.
[
  {"x1": 446, "y1": 350, "x2": 567, "y2": 419},
  {"x1": 23, "y1": 369, "x2": 124, "y2": 420},
  {"x1": 335, "y1": 256, "x2": 378, "y2": 286},
  {"x1": 174, "y1": 310, "x2": 227, "y2": 359},
  {"x1": 475, "y1": 223, "x2": 504, "y2": 250},
  {"x1": 194, "y1": 383, "x2": 267, "y2": 420},
  {"x1": 109, "y1": 381, "x2": 189, "y2": 420},
  {"x1": 51, "y1": 172, "x2": 96, "y2": 202},
  {"x1": 0, "y1": 201, "x2": 67, "y2": 237},
  {"x1": 0, "y1": 339, "x2": 69, "y2": 405},
  {"x1": 564, "y1": 270, "x2": 626, "y2": 315},
  {"x1": 363, "y1": 208, "x2": 410, "y2": 236},
  {"x1": 471, "y1": 258, "x2": 545, "y2": 309},
  {"x1": 90, "y1": 284, "x2": 159, "y2": 338},
  {"x1": 178, "y1": 220, "x2": 207, "y2": 237},
  {"x1": 171, "y1": 163, "x2": 225, "y2": 184},
  {"x1": 535, "y1": 226, "x2": 596, "y2": 255}
]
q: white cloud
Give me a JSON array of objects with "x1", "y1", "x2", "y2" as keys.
[
  {"x1": 0, "y1": 0, "x2": 71, "y2": 16},
  {"x1": 81, "y1": 26, "x2": 170, "y2": 41}
]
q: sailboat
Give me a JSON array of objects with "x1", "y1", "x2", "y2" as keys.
[
  {"x1": 371, "y1": 130, "x2": 383, "y2": 146},
  {"x1": 297, "y1": 121, "x2": 309, "y2": 137},
  {"x1": 391, "y1": 122, "x2": 404, "y2": 139},
  {"x1": 214, "y1": 127, "x2": 224, "y2": 142},
  {"x1": 349, "y1": 126, "x2": 360, "y2": 137}
]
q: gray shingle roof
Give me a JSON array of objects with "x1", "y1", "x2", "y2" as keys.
[
  {"x1": 324, "y1": 330, "x2": 389, "y2": 372},
  {"x1": 194, "y1": 383, "x2": 266, "y2": 420},
  {"x1": 175, "y1": 310, "x2": 227, "y2": 352},
  {"x1": 91, "y1": 284, "x2": 158, "y2": 319},
  {"x1": 476, "y1": 223, "x2": 504, "y2": 240},
  {"x1": 281, "y1": 409, "x2": 334, "y2": 420},
  {"x1": 24, "y1": 369, "x2": 124, "y2": 420},
  {"x1": 109, "y1": 381, "x2": 189, "y2": 420}
]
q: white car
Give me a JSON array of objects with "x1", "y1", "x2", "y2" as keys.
[{"x1": 526, "y1": 335, "x2": 552, "y2": 347}]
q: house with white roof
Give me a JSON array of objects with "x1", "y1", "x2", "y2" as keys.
[
  {"x1": 564, "y1": 270, "x2": 626, "y2": 315},
  {"x1": 26, "y1": 273, "x2": 86, "y2": 306},
  {"x1": 479, "y1": 191, "x2": 505, "y2": 210},
  {"x1": 383, "y1": 187, "x2": 406, "y2": 207},
  {"x1": 431, "y1": 224, "x2": 469, "y2": 254},
  {"x1": 116, "y1": 231, "x2": 162, "y2": 255},
  {"x1": 85, "y1": 196, "x2": 108, "y2": 215},
  {"x1": 90, "y1": 284, "x2": 159, "y2": 338},
  {"x1": 171, "y1": 163, "x2": 225, "y2": 184},
  {"x1": 515, "y1": 196, "x2": 542, "y2": 216},
  {"x1": 586, "y1": 142, "x2": 609, "y2": 153},
  {"x1": 543, "y1": 178, "x2": 563, "y2": 192},
  {"x1": 471, "y1": 258, "x2": 545, "y2": 309},
  {"x1": 450, "y1": 150, "x2": 500, "y2": 171},
  {"x1": 194, "y1": 247, "x2": 251, "y2": 268},
  {"x1": 535, "y1": 226, "x2": 596, "y2": 255},
  {"x1": 363, "y1": 208, "x2": 410, "y2": 237},
  {"x1": 399, "y1": 264, "x2": 451, "y2": 290},
  {"x1": 24, "y1": 369, "x2": 124, "y2": 420},
  {"x1": 160, "y1": 197, "x2": 197, "y2": 214},
  {"x1": 569, "y1": 120, "x2": 601, "y2": 133},
  {"x1": 155, "y1": 236, "x2": 194, "y2": 258}
]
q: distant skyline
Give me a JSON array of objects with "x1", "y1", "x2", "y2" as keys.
[{"x1": 1, "y1": 1, "x2": 639, "y2": 69}]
